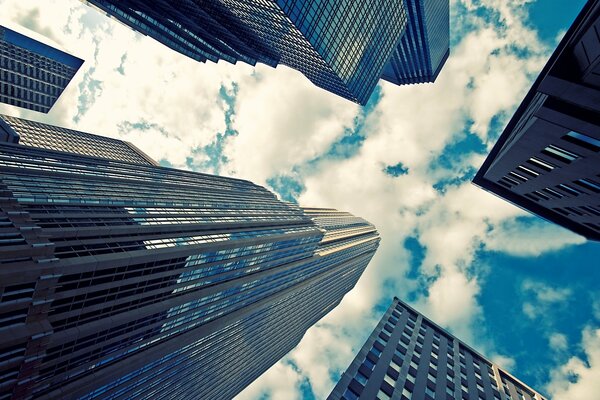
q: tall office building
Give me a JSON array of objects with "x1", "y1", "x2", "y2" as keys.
[
  {"x1": 0, "y1": 115, "x2": 380, "y2": 399},
  {"x1": 81, "y1": 0, "x2": 449, "y2": 105},
  {"x1": 473, "y1": 0, "x2": 600, "y2": 241},
  {"x1": 0, "y1": 26, "x2": 83, "y2": 113},
  {"x1": 329, "y1": 298, "x2": 546, "y2": 400},
  {"x1": 381, "y1": 0, "x2": 450, "y2": 85}
]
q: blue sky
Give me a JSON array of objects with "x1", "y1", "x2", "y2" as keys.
[{"x1": 0, "y1": 0, "x2": 598, "y2": 399}]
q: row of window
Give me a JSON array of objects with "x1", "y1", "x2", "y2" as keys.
[{"x1": 498, "y1": 130, "x2": 599, "y2": 191}]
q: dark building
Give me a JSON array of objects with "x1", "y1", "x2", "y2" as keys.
[
  {"x1": 381, "y1": 0, "x2": 450, "y2": 85},
  {"x1": 81, "y1": 0, "x2": 449, "y2": 105},
  {"x1": 0, "y1": 115, "x2": 380, "y2": 399},
  {"x1": 473, "y1": 0, "x2": 600, "y2": 241},
  {"x1": 328, "y1": 298, "x2": 546, "y2": 400},
  {"x1": 0, "y1": 26, "x2": 83, "y2": 113}
]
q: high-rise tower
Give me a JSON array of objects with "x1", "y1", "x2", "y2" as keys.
[
  {"x1": 80, "y1": 0, "x2": 449, "y2": 105},
  {"x1": 474, "y1": 0, "x2": 600, "y2": 241},
  {"x1": 0, "y1": 26, "x2": 83, "y2": 113},
  {"x1": 329, "y1": 298, "x2": 546, "y2": 400},
  {"x1": 381, "y1": 0, "x2": 450, "y2": 85},
  {"x1": 0, "y1": 115, "x2": 380, "y2": 399}
]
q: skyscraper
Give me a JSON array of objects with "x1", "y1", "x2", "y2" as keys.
[
  {"x1": 473, "y1": 0, "x2": 600, "y2": 241},
  {"x1": 328, "y1": 297, "x2": 546, "y2": 400},
  {"x1": 381, "y1": 0, "x2": 450, "y2": 85},
  {"x1": 0, "y1": 25, "x2": 83, "y2": 113},
  {"x1": 80, "y1": 0, "x2": 449, "y2": 105},
  {"x1": 0, "y1": 115, "x2": 380, "y2": 399}
]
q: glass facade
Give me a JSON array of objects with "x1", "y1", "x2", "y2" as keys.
[
  {"x1": 0, "y1": 115, "x2": 380, "y2": 399},
  {"x1": 328, "y1": 298, "x2": 546, "y2": 400},
  {"x1": 82, "y1": 0, "x2": 408, "y2": 104},
  {"x1": 0, "y1": 25, "x2": 83, "y2": 113},
  {"x1": 0, "y1": 115, "x2": 156, "y2": 165},
  {"x1": 381, "y1": 0, "x2": 450, "y2": 85},
  {"x1": 473, "y1": 1, "x2": 600, "y2": 241}
]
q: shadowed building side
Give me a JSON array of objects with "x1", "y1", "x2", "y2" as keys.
[
  {"x1": 328, "y1": 298, "x2": 546, "y2": 400},
  {"x1": 473, "y1": 0, "x2": 600, "y2": 241},
  {"x1": 0, "y1": 26, "x2": 83, "y2": 113}
]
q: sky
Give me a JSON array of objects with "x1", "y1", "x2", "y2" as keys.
[{"x1": 0, "y1": 0, "x2": 598, "y2": 399}]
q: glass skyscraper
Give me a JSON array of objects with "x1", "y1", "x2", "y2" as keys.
[
  {"x1": 0, "y1": 115, "x2": 380, "y2": 399},
  {"x1": 381, "y1": 0, "x2": 450, "y2": 85},
  {"x1": 473, "y1": 0, "x2": 600, "y2": 241},
  {"x1": 0, "y1": 25, "x2": 83, "y2": 113},
  {"x1": 81, "y1": 0, "x2": 449, "y2": 105},
  {"x1": 329, "y1": 298, "x2": 546, "y2": 400}
]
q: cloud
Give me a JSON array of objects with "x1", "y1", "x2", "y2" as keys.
[
  {"x1": 231, "y1": 0, "x2": 581, "y2": 397},
  {"x1": 236, "y1": 361, "x2": 303, "y2": 400},
  {"x1": 548, "y1": 328, "x2": 600, "y2": 400},
  {"x1": 521, "y1": 280, "x2": 572, "y2": 320},
  {"x1": 549, "y1": 333, "x2": 569, "y2": 352},
  {"x1": 222, "y1": 66, "x2": 360, "y2": 184},
  {"x1": 0, "y1": 1, "x2": 589, "y2": 399},
  {"x1": 486, "y1": 218, "x2": 585, "y2": 257}
]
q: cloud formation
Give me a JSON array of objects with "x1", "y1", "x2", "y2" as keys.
[
  {"x1": 0, "y1": 0, "x2": 592, "y2": 399},
  {"x1": 548, "y1": 328, "x2": 600, "y2": 400}
]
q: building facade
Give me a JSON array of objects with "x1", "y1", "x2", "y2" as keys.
[
  {"x1": 81, "y1": 0, "x2": 407, "y2": 105},
  {"x1": 473, "y1": 0, "x2": 600, "y2": 241},
  {"x1": 0, "y1": 115, "x2": 380, "y2": 399},
  {"x1": 0, "y1": 26, "x2": 83, "y2": 113},
  {"x1": 81, "y1": 0, "x2": 449, "y2": 104},
  {"x1": 328, "y1": 298, "x2": 546, "y2": 400},
  {"x1": 381, "y1": 0, "x2": 450, "y2": 85}
]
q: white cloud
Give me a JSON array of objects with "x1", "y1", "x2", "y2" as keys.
[
  {"x1": 222, "y1": 66, "x2": 359, "y2": 184},
  {"x1": 236, "y1": 361, "x2": 303, "y2": 400},
  {"x1": 521, "y1": 280, "x2": 572, "y2": 320},
  {"x1": 491, "y1": 354, "x2": 516, "y2": 371},
  {"x1": 549, "y1": 333, "x2": 569, "y2": 352},
  {"x1": 548, "y1": 328, "x2": 600, "y2": 400},
  {"x1": 486, "y1": 218, "x2": 585, "y2": 257},
  {"x1": 0, "y1": 1, "x2": 589, "y2": 399}
]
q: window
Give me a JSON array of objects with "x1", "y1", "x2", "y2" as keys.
[
  {"x1": 425, "y1": 386, "x2": 436, "y2": 398},
  {"x1": 390, "y1": 360, "x2": 401, "y2": 372},
  {"x1": 517, "y1": 165, "x2": 540, "y2": 177},
  {"x1": 402, "y1": 387, "x2": 413, "y2": 400},
  {"x1": 355, "y1": 371, "x2": 368, "y2": 385},
  {"x1": 575, "y1": 178, "x2": 600, "y2": 193},
  {"x1": 527, "y1": 157, "x2": 555, "y2": 171},
  {"x1": 384, "y1": 373, "x2": 396, "y2": 387},
  {"x1": 557, "y1": 183, "x2": 582, "y2": 196},
  {"x1": 377, "y1": 389, "x2": 392, "y2": 400},
  {"x1": 363, "y1": 357, "x2": 376, "y2": 370},
  {"x1": 343, "y1": 388, "x2": 359, "y2": 400},
  {"x1": 542, "y1": 144, "x2": 579, "y2": 163},
  {"x1": 563, "y1": 131, "x2": 600, "y2": 152}
]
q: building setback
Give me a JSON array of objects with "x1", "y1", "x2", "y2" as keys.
[
  {"x1": 80, "y1": 0, "x2": 449, "y2": 105},
  {"x1": 473, "y1": 0, "x2": 600, "y2": 241},
  {"x1": 328, "y1": 298, "x2": 546, "y2": 400},
  {"x1": 0, "y1": 115, "x2": 380, "y2": 399},
  {"x1": 0, "y1": 26, "x2": 83, "y2": 113}
]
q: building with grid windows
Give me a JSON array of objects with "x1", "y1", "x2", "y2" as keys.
[
  {"x1": 0, "y1": 26, "x2": 83, "y2": 113},
  {"x1": 81, "y1": 0, "x2": 447, "y2": 105},
  {"x1": 0, "y1": 115, "x2": 380, "y2": 400},
  {"x1": 328, "y1": 298, "x2": 546, "y2": 400},
  {"x1": 473, "y1": 0, "x2": 600, "y2": 241},
  {"x1": 381, "y1": 0, "x2": 450, "y2": 85}
]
